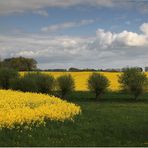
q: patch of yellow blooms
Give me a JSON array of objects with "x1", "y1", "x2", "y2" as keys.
[{"x1": 0, "y1": 90, "x2": 81, "y2": 129}]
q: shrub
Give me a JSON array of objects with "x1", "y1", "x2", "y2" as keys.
[
  {"x1": 0, "y1": 68, "x2": 19, "y2": 89},
  {"x1": 11, "y1": 72, "x2": 55, "y2": 94},
  {"x1": 24, "y1": 73, "x2": 55, "y2": 94},
  {"x1": 88, "y1": 73, "x2": 110, "y2": 100},
  {"x1": 10, "y1": 77, "x2": 38, "y2": 92},
  {"x1": 57, "y1": 74, "x2": 75, "y2": 99},
  {"x1": 118, "y1": 67, "x2": 148, "y2": 100}
]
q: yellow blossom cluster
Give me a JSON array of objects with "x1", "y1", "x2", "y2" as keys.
[{"x1": 0, "y1": 90, "x2": 81, "y2": 129}]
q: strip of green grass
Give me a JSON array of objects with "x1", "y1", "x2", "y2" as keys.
[
  {"x1": 0, "y1": 92, "x2": 148, "y2": 146},
  {"x1": 68, "y1": 91, "x2": 148, "y2": 102}
]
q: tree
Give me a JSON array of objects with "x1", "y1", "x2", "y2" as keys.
[
  {"x1": 0, "y1": 68, "x2": 19, "y2": 89},
  {"x1": 0, "y1": 58, "x2": 2, "y2": 68},
  {"x1": 88, "y1": 73, "x2": 110, "y2": 100},
  {"x1": 11, "y1": 72, "x2": 55, "y2": 94},
  {"x1": 2, "y1": 56, "x2": 37, "y2": 71},
  {"x1": 23, "y1": 73, "x2": 55, "y2": 94},
  {"x1": 69, "y1": 67, "x2": 80, "y2": 72},
  {"x1": 57, "y1": 74, "x2": 75, "y2": 99},
  {"x1": 118, "y1": 67, "x2": 148, "y2": 100}
]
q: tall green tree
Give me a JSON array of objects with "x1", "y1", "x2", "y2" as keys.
[
  {"x1": 0, "y1": 68, "x2": 19, "y2": 89},
  {"x1": 57, "y1": 74, "x2": 75, "y2": 99},
  {"x1": 118, "y1": 67, "x2": 148, "y2": 100},
  {"x1": 2, "y1": 56, "x2": 37, "y2": 71},
  {"x1": 88, "y1": 73, "x2": 110, "y2": 100}
]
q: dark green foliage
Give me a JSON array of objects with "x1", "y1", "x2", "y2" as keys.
[
  {"x1": 88, "y1": 73, "x2": 110, "y2": 100},
  {"x1": 1, "y1": 56, "x2": 37, "y2": 71},
  {"x1": 11, "y1": 72, "x2": 55, "y2": 94},
  {"x1": 118, "y1": 67, "x2": 148, "y2": 99},
  {"x1": 10, "y1": 77, "x2": 38, "y2": 92},
  {"x1": 24, "y1": 73, "x2": 55, "y2": 94},
  {"x1": 57, "y1": 74, "x2": 75, "y2": 98},
  {"x1": 0, "y1": 68, "x2": 19, "y2": 89},
  {"x1": 0, "y1": 60, "x2": 2, "y2": 68}
]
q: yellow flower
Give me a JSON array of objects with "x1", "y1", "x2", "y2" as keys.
[{"x1": 0, "y1": 90, "x2": 81, "y2": 129}]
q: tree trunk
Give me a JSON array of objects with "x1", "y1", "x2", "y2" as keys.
[
  {"x1": 95, "y1": 93, "x2": 102, "y2": 101},
  {"x1": 95, "y1": 93, "x2": 98, "y2": 100}
]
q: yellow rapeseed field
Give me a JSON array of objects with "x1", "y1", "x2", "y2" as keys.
[
  {"x1": 0, "y1": 90, "x2": 81, "y2": 129},
  {"x1": 20, "y1": 72, "x2": 148, "y2": 91},
  {"x1": 42, "y1": 72, "x2": 120, "y2": 91}
]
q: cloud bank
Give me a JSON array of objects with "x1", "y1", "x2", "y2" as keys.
[{"x1": 0, "y1": 23, "x2": 148, "y2": 69}]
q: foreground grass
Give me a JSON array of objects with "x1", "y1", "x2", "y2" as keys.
[{"x1": 0, "y1": 92, "x2": 148, "y2": 146}]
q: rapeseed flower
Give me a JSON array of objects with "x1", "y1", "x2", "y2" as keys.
[{"x1": 0, "y1": 90, "x2": 81, "y2": 128}]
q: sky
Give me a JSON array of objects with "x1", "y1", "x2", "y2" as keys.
[{"x1": 0, "y1": 0, "x2": 148, "y2": 69}]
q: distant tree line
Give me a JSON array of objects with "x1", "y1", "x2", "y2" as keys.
[
  {"x1": 0, "y1": 57, "x2": 37, "y2": 71},
  {"x1": 0, "y1": 56, "x2": 144, "y2": 72},
  {"x1": 44, "y1": 67, "x2": 143, "y2": 72},
  {"x1": 44, "y1": 69, "x2": 67, "y2": 72}
]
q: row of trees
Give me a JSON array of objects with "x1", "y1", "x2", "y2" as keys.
[
  {"x1": 0, "y1": 67, "x2": 147, "y2": 100},
  {"x1": 0, "y1": 57, "x2": 37, "y2": 71},
  {"x1": 45, "y1": 67, "x2": 143, "y2": 72},
  {"x1": 0, "y1": 68, "x2": 74, "y2": 98},
  {"x1": 0, "y1": 56, "x2": 144, "y2": 72},
  {"x1": 88, "y1": 68, "x2": 148, "y2": 100}
]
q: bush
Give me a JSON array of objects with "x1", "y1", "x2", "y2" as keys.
[
  {"x1": 10, "y1": 77, "x2": 38, "y2": 92},
  {"x1": 24, "y1": 73, "x2": 55, "y2": 94},
  {"x1": 57, "y1": 74, "x2": 75, "y2": 99},
  {"x1": 88, "y1": 73, "x2": 110, "y2": 100},
  {"x1": 11, "y1": 72, "x2": 55, "y2": 94},
  {"x1": 118, "y1": 67, "x2": 148, "y2": 100},
  {"x1": 0, "y1": 68, "x2": 19, "y2": 89}
]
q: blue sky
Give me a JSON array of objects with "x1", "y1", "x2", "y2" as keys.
[
  {"x1": 0, "y1": 4, "x2": 147, "y2": 34},
  {"x1": 0, "y1": 0, "x2": 148, "y2": 69}
]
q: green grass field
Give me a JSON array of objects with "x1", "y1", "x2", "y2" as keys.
[{"x1": 0, "y1": 92, "x2": 148, "y2": 146}]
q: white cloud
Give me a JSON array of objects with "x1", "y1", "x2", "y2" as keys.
[
  {"x1": 0, "y1": 23, "x2": 148, "y2": 69},
  {"x1": 140, "y1": 23, "x2": 148, "y2": 35},
  {"x1": 33, "y1": 10, "x2": 48, "y2": 17},
  {"x1": 41, "y1": 19, "x2": 94, "y2": 32},
  {"x1": 96, "y1": 23, "x2": 148, "y2": 48}
]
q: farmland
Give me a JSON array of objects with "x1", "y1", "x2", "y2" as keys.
[
  {"x1": 21, "y1": 72, "x2": 148, "y2": 91},
  {"x1": 0, "y1": 90, "x2": 81, "y2": 129},
  {"x1": 0, "y1": 71, "x2": 148, "y2": 146},
  {"x1": 0, "y1": 92, "x2": 148, "y2": 146},
  {"x1": 1, "y1": 0, "x2": 148, "y2": 146}
]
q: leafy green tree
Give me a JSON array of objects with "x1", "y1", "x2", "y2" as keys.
[
  {"x1": 0, "y1": 60, "x2": 2, "y2": 68},
  {"x1": 118, "y1": 67, "x2": 148, "y2": 100},
  {"x1": 24, "y1": 73, "x2": 55, "y2": 94},
  {"x1": 88, "y1": 73, "x2": 110, "y2": 100},
  {"x1": 11, "y1": 72, "x2": 55, "y2": 94},
  {"x1": 0, "y1": 68, "x2": 19, "y2": 89},
  {"x1": 57, "y1": 74, "x2": 75, "y2": 99},
  {"x1": 2, "y1": 56, "x2": 37, "y2": 71},
  {"x1": 10, "y1": 77, "x2": 38, "y2": 92}
]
